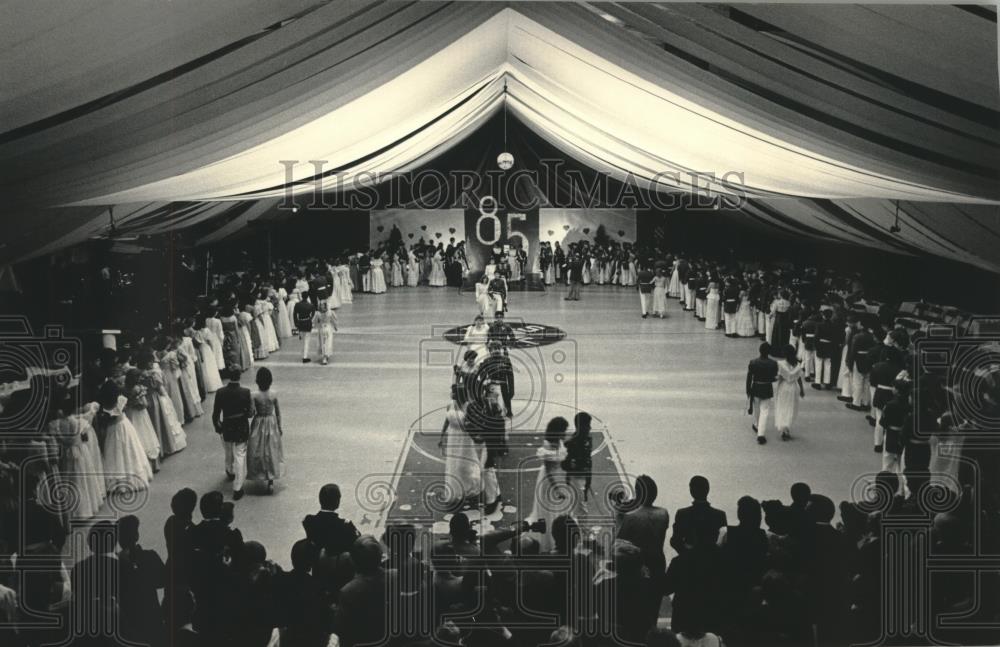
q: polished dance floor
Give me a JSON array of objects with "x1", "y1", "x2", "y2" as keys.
[{"x1": 122, "y1": 284, "x2": 876, "y2": 566}]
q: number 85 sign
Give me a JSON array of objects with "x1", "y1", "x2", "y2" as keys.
[{"x1": 464, "y1": 196, "x2": 539, "y2": 271}]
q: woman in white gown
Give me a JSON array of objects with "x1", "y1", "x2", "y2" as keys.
[
  {"x1": 335, "y1": 263, "x2": 354, "y2": 305},
  {"x1": 429, "y1": 248, "x2": 447, "y2": 286},
  {"x1": 276, "y1": 287, "x2": 293, "y2": 339},
  {"x1": 439, "y1": 393, "x2": 481, "y2": 506},
  {"x1": 508, "y1": 247, "x2": 522, "y2": 282},
  {"x1": 123, "y1": 369, "x2": 161, "y2": 473},
  {"x1": 407, "y1": 249, "x2": 420, "y2": 287},
  {"x1": 463, "y1": 315, "x2": 490, "y2": 357},
  {"x1": 735, "y1": 290, "x2": 757, "y2": 337},
  {"x1": 259, "y1": 299, "x2": 280, "y2": 352},
  {"x1": 527, "y1": 417, "x2": 572, "y2": 552},
  {"x1": 775, "y1": 344, "x2": 805, "y2": 441},
  {"x1": 705, "y1": 282, "x2": 721, "y2": 330},
  {"x1": 668, "y1": 260, "x2": 681, "y2": 297},
  {"x1": 194, "y1": 325, "x2": 223, "y2": 393},
  {"x1": 651, "y1": 269, "x2": 668, "y2": 318},
  {"x1": 286, "y1": 289, "x2": 301, "y2": 332},
  {"x1": 474, "y1": 276, "x2": 492, "y2": 317},
  {"x1": 206, "y1": 310, "x2": 226, "y2": 367},
  {"x1": 312, "y1": 299, "x2": 338, "y2": 365},
  {"x1": 370, "y1": 256, "x2": 387, "y2": 294},
  {"x1": 97, "y1": 384, "x2": 153, "y2": 493},
  {"x1": 50, "y1": 396, "x2": 104, "y2": 519},
  {"x1": 391, "y1": 254, "x2": 404, "y2": 287}
]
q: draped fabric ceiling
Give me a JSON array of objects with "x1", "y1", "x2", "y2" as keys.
[{"x1": 1, "y1": 1, "x2": 998, "y2": 271}]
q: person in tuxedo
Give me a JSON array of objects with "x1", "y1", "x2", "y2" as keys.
[
  {"x1": 565, "y1": 253, "x2": 583, "y2": 301},
  {"x1": 293, "y1": 295, "x2": 316, "y2": 364},
  {"x1": 488, "y1": 311, "x2": 516, "y2": 351},
  {"x1": 334, "y1": 536, "x2": 397, "y2": 647},
  {"x1": 212, "y1": 366, "x2": 254, "y2": 500},
  {"x1": 637, "y1": 263, "x2": 655, "y2": 318},
  {"x1": 669, "y1": 475, "x2": 727, "y2": 554},
  {"x1": 302, "y1": 483, "x2": 361, "y2": 558},
  {"x1": 117, "y1": 515, "x2": 165, "y2": 647},
  {"x1": 615, "y1": 474, "x2": 670, "y2": 591},
  {"x1": 747, "y1": 342, "x2": 779, "y2": 443},
  {"x1": 477, "y1": 341, "x2": 515, "y2": 418}
]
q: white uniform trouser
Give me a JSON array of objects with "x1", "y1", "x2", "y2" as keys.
[
  {"x1": 224, "y1": 440, "x2": 248, "y2": 491},
  {"x1": 300, "y1": 331, "x2": 313, "y2": 359},
  {"x1": 752, "y1": 396, "x2": 773, "y2": 438},
  {"x1": 852, "y1": 368, "x2": 871, "y2": 407},
  {"x1": 685, "y1": 287, "x2": 695, "y2": 310},
  {"x1": 817, "y1": 356, "x2": 833, "y2": 385},
  {"x1": 724, "y1": 312, "x2": 737, "y2": 334},
  {"x1": 695, "y1": 298, "x2": 705, "y2": 318},
  {"x1": 639, "y1": 292, "x2": 651, "y2": 315},
  {"x1": 802, "y1": 349, "x2": 816, "y2": 378}
]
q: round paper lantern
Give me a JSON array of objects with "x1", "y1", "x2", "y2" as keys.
[{"x1": 497, "y1": 151, "x2": 514, "y2": 170}]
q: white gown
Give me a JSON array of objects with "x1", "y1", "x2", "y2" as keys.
[
  {"x1": 429, "y1": 253, "x2": 447, "y2": 286},
  {"x1": 668, "y1": 262, "x2": 681, "y2": 297},
  {"x1": 100, "y1": 396, "x2": 153, "y2": 492},
  {"x1": 336, "y1": 265, "x2": 354, "y2": 304},
  {"x1": 370, "y1": 258, "x2": 387, "y2": 294},
  {"x1": 276, "y1": 289, "x2": 293, "y2": 339},
  {"x1": 463, "y1": 322, "x2": 490, "y2": 357},
  {"x1": 705, "y1": 288, "x2": 721, "y2": 329},
  {"x1": 206, "y1": 317, "x2": 226, "y2": 367},
  {"x1": 775, "y1": 360, "x2": 804, "y2": 431},
  {"x1": 259, "y1": 301, "x2": 280, "y2": 352},
  {"x1": 442, "y1": 404, "x2": 481, "y2": 502},
  {"x1": 475, "y1": 283, "x2": 492, "y2": 317},
  {"x1": 286, "y1": 292, "x2": 301, "y2": 331},
  {"x1": 195, "y1": 330, "x2": 223, "y2": 393},
  {"x1": 51, "y1": 415, "x2": 105, "y2": 519},
  {"x1": 407, "y1": 252, "x2": 419, "y2": 287},
  {"x1": 527, "y1": 442, "x2": 571, "y2": 553},
  {"x1": 391, "y1": 259, "x2": 404, "y2": 287}
]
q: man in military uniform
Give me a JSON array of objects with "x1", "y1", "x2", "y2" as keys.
[
  {"x1": 488, "y1": 311, "x2": 516, "y2": 351},
  {"x1": 637, "y1": 261, "x2": 655, "y2": 318},
  {"x1": 723, "y1": 279, "x2": 740, "y2": 336},
  {"x1": 746, "y1": 342, "x2": 779, "y2": 444},
  {"x1": 846, "y1": 317, "x2": 877, "y2": 411},
  {"x1": 869, "y1": 344, "x2": 903, "y2": 453},
  {"x1": 812, "y1": 309, "x2": 839, "y2": 391},
  {"x1": 837, "y1": 314, "x2": 861, "y2": 402},
  {"x1": 476, "y1": 341, "x2": 515, "y2": 419},
  {"x1": 488, "y1": 271, "x2": 508, "y2": 313},
  {"x1": 293, "y1": 294, "x2": 316, "y2": 364},
  {"x1": 799, "y1": 310, "x2": 821, "y2": 382}
]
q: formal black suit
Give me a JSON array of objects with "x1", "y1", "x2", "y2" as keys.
[
  {"x1": 301, "y1": 510, "x2": 360, "y2": 557},
  {"x1": 669, "y1": 500, "x2": 727, "y2": 553}
]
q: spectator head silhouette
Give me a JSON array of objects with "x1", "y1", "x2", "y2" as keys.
[
  {"x1": 319, "y1": 483, "x2": 342, "y2": 511},
  {"x1": 736, "y1": 496, "x2": 762, "y2": 528},
  {"x1": 290, "y1": 539, "x2": 319, "y2": 572},
  {"x1": 117, "y1": 515, "x2": 140, "y2": 550},
  {"x1": 199, "y1": 491, "x2": 225, "y2": 520},
  {"x1": 790, "y1": 482, "x2": 812, "y2": 508},
  {"x1": 350, "y1": 535, "x2": 383, "y2": 575},
  {"x1": 759, "y1": 342, "x2": 770, "y2": 357},
  {"x1": 689, "y1": 475, "x2": 710, "y2": 501},
  {"x1": 171, "y1": 487, "x2": 198, "y2": 519},
  {"x1": 635, "y1": 474, "x2": 658, "y2": 506},
  {"x1": 806, "y1": 494, "x2": 836, "y2": 523}
]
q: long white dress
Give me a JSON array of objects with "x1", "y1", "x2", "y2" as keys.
[
  {"x1": 652, "y1": 275, "x2": 668, "y2": 316},
  {"x1": 442, "y1": 404, "x2": 481, "y2": 503},
  {"x1": 429, "y1": 252, "x2": 447, "y2": 286},
  {"x1": 463, "y1": 322, "x2": 490, "y2": 357},
  {"x1": 370, "y1": 258, "x2": 387, "y2": 294},
  {"x1": 475, "y1": 282, "x2": 492, "y2": 317},
  {"x1": 527, "y1": 441, "x2": 571, "y2": 552},
  {"x1": 286, "y1": 291, "x2": 301, "y2": 331},
  {"x1": 259, "y1": 301, "x2": 280, "y2": 352},
  {"x1": 668, "y1": 262, "x2": 681, "y2": 297},
  {"x1": 407, "y1": 252, "x2": 419, "y2": 287},
  {"x1": 508, "y1": 249, "x2": 522, "y2": 282},
  {"x1": 100, "y1": 396, "x2": 153, "y2": 492},
  {"x1": 276, "y1": 289, "x2": 293, "y2": 339},
  {"x1": 206, "y1": 316, "x2": 226, "y2": 367},
  {"x1": 314, "y1": 310, "x2": 337, "y2": 359},
  {"x1": 705, "y1": 287, "x2": 721, "y2": 329},
  {"x1": 775, "y1": 360, "x2": 803, "y2": 432},
  {"x1": 195, "y1": 330, "x2": 223, "y2": 393},
  {"x1": 391, "y1": 258, "x2": 404, "y2": 287},
  {"x1": 736, "y1": 294, "x2": 757, "y2": 337},
  {"x1": 51, "y1": 415, "x2": 104, "y2": 519}
]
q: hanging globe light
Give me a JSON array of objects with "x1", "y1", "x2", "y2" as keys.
[{"x1": 497, "y1": 151, "x2": 514, "y2": 170}]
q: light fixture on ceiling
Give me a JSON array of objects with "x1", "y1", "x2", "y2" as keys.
[
  {"x1": 497, "y1": 80, "x2": 514, "y2": 170},
  {"x1": 90, "y1": 205, "x2": 139, "y2": 241},
  {"x1": 889, "y1": 200, "x2": 901, "y2": 234}
]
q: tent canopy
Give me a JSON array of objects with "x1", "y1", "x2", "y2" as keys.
[{"x1": 1, "y1": 2, "x2": 997, "y2": 270}]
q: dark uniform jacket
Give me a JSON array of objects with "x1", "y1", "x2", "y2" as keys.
[
  {"x1": 816, "y1": 319, "x2": 839, "y2": 359},
  {"x1": 848, "y1": 329, "x2": 877, "y2": 373},
  {"x1": 800, "y1": 317, "x2": 820, "y2": 351},
  {"x1": 746, "y1": 356, "x2": 779, "y2": 399},
  {"x1": 212, "y1": 382, "x2": 253, "y2": 443},
  {"x1": 294, "y1": 299, "x2": 316, "y2": 332},
  {"x1": 723, "y1": 285, "x2": 740, "y2": 314}
]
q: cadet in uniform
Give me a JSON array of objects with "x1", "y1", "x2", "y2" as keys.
[
  {"x1": 746, "y1": 342, "x2": 779, "y2": 444},
  {"x1": 799, "y1": 310, "x2": 821, "y2": 382},
  {"x1": 723, "y1": 279, "x2": 741, "y2": 336},
  {"x1": 846, "y1": 318, "x2": 877, "y2": 411},
  {"x1": 812, "y1": 309, "x2": 838, "y2": 390}
]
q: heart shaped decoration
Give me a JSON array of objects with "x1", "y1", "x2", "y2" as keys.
[
  {"x1": 618, "y1": 230, "x2": 625, "y2": 237},
  {"x1": 408, "y1": 233, "x2": 414, "y2": 239},
  {"x1": 583, "y1": 227, "x2": 590, "y2": 235},
  {"x1": 421, "y1": 225, "x2": 427, "y2": 231},
  {"x1": 448, "y1": 227, "x2": 456, "y2": 234},
  {"x1": 547, "y1": 230, "x2": 554, "y2": 236},
  {"x1": 563, "y1": 224, "x2": 570, "y2": 231},
  {"x1": 435, "y1": 232, "x2": 442, "y2": 238},
  {"x1": 376, "y1": 225, "x2": 384, "y2": 233}
]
